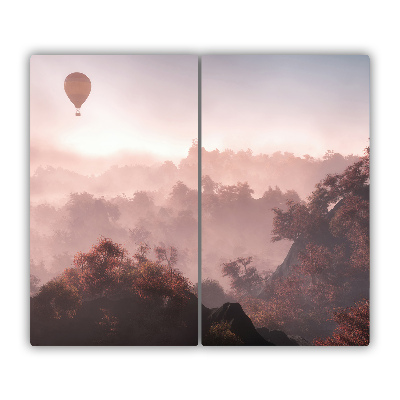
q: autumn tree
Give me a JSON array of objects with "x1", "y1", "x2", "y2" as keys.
[
  {"x1": 308, "y1": 147, "x2": 369, "y2": 214},
  {"x1": 73, "y1": 237, "x2": 131, "y2": 297},
  {"x1": 130, "y1": 243, "x2": 191, "y2": 305},
  {"x1": 266, "y1": 148, "x2": 370, "y2": 339},
  {"x1": 271, "y1": 148, "x2": 369, "y2": 276},
  {"x1": 32, "y1": 238, "x2": 193, "y2": 321},
  {"x1": 329, "y1": 194, "x2": 369, "y2": 271},
  {"x1": 272, "y1": 147, "x2": 369, "y2": 242},
  {"x1": 314, "y1": 300, "x2": 369, "y2": 346},
  {"x1": 31, "y1": 237, "x2": 197, "y2": 345},
  {"x1": 203, "y1": 321, "x2": 243, "y2": 346},
  {"x1": 271, "y1": 200, "x2": 315, "y2": 242}
]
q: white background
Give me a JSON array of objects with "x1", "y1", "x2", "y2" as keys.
[{"x1": 1, "y1": 1, "x2": 398, "y2": 399}]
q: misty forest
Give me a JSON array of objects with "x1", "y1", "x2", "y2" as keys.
[{"x1": 30, "y1": 141, "x2": 369, "y2": 346}]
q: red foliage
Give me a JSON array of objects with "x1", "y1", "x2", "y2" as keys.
[
  {"x1": 32, "y1": 238, "x2": 194, "y2": 323},
  {"x1": 330, "y1": 195, "x2": 369, "y2": 271},
  {"x1": 271, "y1": 201, "x2": 313, "y2": 242},
  {"x1": 244, "y1": 149, "x2": 370, "y2": 340},
  {"x1": 298, "y1": 243, "x2": 333, "y2": 276},
  {"x1": 314, "y1": 300, "x2": 369, "y2": 346},
  {"x1": 308, "y1": 147, "x2": 369, "y2": 214},
  {"x1": 73, "y1": 237, "x2": 129, "y2": 297}
]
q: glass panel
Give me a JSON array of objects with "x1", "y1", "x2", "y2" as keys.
[
  {"x1": 201, "y1": 55, "x2": 369, "y2": 346},
  {"x1": 30, "y1": 55, "x2": 198, "y2": 345}
]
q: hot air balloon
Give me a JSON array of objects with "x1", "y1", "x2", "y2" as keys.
[{"x1": 64, "y1": 72, "x2": 91, "y2": 116}]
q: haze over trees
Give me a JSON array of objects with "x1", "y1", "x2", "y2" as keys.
[
  {"x1": 30, "y1": 147, "x2": 199, "y2": 286},
  {"x1": 31, "y1": 140, "x2": 368, "y2": 345},
  {"x1": 31, "y1": 141, "x2": 357, "y2": 288},
  {"x1": 202, "y1": 147, "x2": 369, "y2": 344}
]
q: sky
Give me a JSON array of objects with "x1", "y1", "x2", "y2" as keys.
[
  {"x1": 30, "y1": 55, "x2": 198, "y2": 172},
  {"x1": 202, "y1": 55, "x2": 370, "y2": 157},
  {"x1": 31, "y1": 55, "x2": 369, "y2": 174}
]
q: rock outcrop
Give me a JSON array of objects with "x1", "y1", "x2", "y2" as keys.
[{"x1": 202, "y1": 302, "x2": 274, "y2": 345}]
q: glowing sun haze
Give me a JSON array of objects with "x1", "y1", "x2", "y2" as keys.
[
  {"x1": 202, "y1": 55, "x2": 369, "y2": 157},
  {"x1": 30, "y1": 55, "x2": 198, "y2": 170}
]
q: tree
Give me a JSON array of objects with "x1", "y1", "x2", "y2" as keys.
[
  {"x1": 222, "y1": 257, "x2": 263, "y2": 297},
  {"x1": 73, "y1": 237, "x2": 130, "y2": 297},
  {"x1": 308, "y1": 147, "x2": 369, "y2": 214},
  {"x1": 30, "y1": 274, "x2": 41, "y2": 296},
  {"x1": 202, "y1": 175, "x2": 218, "y2": 196},
  {"x1": 329, "y1": 195, "x2": 369, "y2": 271},
  {"x1": 194, "y1": 278, "x2": 232, "y2": 308},
  {"x1": 132, "y1": 191, "x2": 154, "y2": 211},
  {"x1": 129, "y1": 226, "x2": 151, "y2": 244},
  {"x1": 169, "y1": 181, "x2": 197, "y2": 211},
  {"x1": 32, "y1": 278, "x2": 82, "y2": 319},
  {"x1": 31, "y1": 237, "x2": 196, "y2": 345},
  {"x1": 65, "y1": 192, "x2": 122, "y2": 248},
  {"x1": 266, "y1": 148, "x2": 370, "y2": 339},
  {"x1": 236, "y1": 182, "x2": 254, "y2": 202},
  {"x1": 131, "y1": 244, "x2": 191, "y2": 305},
  {"x1": 203, "y1": 321, "x2": 243, "y2": 346},
  {"x1": 314, "y1": 300, "x2": 369, "y2": 346},
  {"x1": 272, "y1": 148, "x2": 369, "y2": 272},
  {"x1": 216, "y1": 182, "x2": 254, "y2": 205},
  {"x1": 154, "y1": 245, "x2": 178, "y2": 269},
  {"x1": 271, "y1": 200, "x2": 314, "y2": 242}
]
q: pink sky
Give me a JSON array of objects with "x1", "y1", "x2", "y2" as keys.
[
  {"x1": 31, "y1": 55, "x2": 369, "y2": 174},
  {"x1": 30, "y1": 55, "x2": 198, "y2": 171},
  {"x1": 202, "y1": 55, "x2": 369, "y2": 157}
]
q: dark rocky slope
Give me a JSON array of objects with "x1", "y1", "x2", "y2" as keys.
[
  {"x1": 202, "y1": 302, "x2": 274, "y2": 345},
  {"x1": 256, "y1": 327, "x2": 311, "y2": 346}
]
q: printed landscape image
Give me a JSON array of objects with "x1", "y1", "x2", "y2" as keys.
[
  {"x1": 201, "y1": 55, "x2": 370, "y2": 346},
  {"x1": 30, "y1": 55, "x2": 198, "y2": 345},
  {"x1": 30, "y1": 55, "x2": 370, "y2": 347}
]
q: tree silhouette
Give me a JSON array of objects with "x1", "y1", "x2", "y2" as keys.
[{"x1": 222, "y1": 257, "x2": 263, "y2": 297}]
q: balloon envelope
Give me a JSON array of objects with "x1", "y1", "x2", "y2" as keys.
[{"x1": 64, "y1": 72, "x2": 91, "y2": 112}]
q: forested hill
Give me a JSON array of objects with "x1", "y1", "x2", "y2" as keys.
[
  {"x1": 201, "y1": 147, "x2": 359, "y2": 198},
  {"x1": 30, "y1": 143, "x2": 359, "y2": 204}
]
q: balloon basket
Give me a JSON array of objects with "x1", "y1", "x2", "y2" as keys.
[{"x1": 75, "y1": 110, "x2": 81, "y2": 116}]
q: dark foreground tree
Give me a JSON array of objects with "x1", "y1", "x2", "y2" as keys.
[{"x1": 31, "y1": 238, "x2": 197, "y2": 345}]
